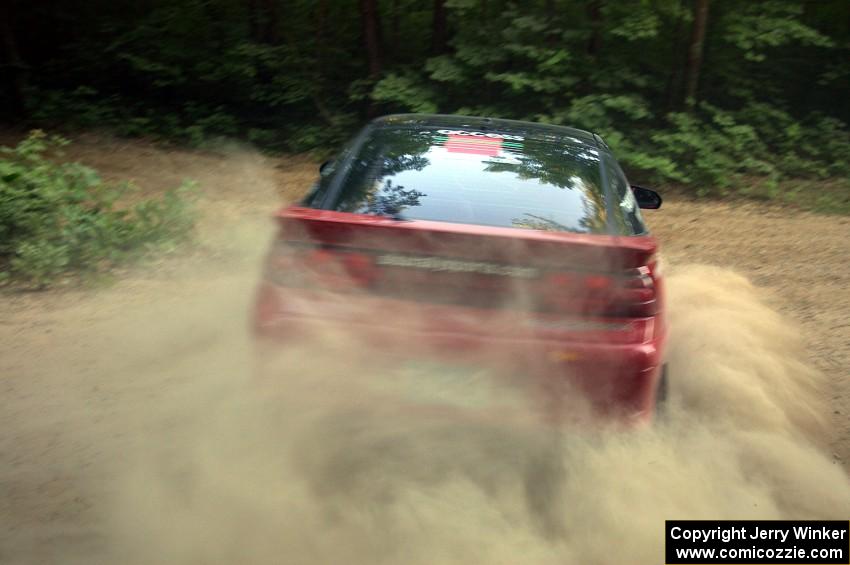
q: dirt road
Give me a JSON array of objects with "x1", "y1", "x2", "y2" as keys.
[{"x1": 1, "y1": 136, "x2": 848, "y2": 564}]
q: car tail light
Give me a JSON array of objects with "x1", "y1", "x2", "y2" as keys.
[
  {"x1": 544, "y1": 265, "x2": 657, "y2": 317},
  {"x1": 264, "y1": 242, "x2": 377, "y2": 290}
]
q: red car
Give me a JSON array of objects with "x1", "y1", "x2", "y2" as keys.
[{"x1": 253, "y1": 114, "x2": 666, "y2": 425}]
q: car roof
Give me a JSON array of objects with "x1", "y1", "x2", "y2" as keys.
[{"x1": 372, "y1": 113, "x2": 608, "y2": 151}]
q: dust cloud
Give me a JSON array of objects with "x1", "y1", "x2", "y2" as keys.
[
  {"x1": 54, "y1": 239, "x2": 842, "y2": 565},
  {"x1": 2, "y1": 143, "x2": 844, "y2": 565}
]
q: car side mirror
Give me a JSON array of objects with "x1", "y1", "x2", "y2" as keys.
[{"x1": 631, "y1": 185, "x2": 662, "y2": 209}]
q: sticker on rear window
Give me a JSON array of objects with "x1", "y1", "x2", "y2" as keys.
[
  {"x1": 434, "y1": 130, "x2": 523, "y2": 157},
  {"x1": 435, "y1": 129, "x2": 524, "y2": 141}
]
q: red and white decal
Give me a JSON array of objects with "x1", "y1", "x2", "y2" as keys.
[{"x1": 436, "y1": 129, "x2": 524, "y2": 141}]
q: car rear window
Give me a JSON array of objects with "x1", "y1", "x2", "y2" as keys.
[{"x1": 323, "y1": 127, "x2": 614, "y2": 234}]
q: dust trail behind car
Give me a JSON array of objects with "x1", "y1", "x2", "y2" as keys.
[
  {"x1": 1, "y1": 145, "x2": 846, "y2": 564},
  {"x1": 71, "y1": 239, "x2": 847, "y2": 565}
]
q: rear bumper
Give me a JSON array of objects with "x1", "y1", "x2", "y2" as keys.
[{"x1": 252, "y1": 282, "x2": 667, "y2": 424}]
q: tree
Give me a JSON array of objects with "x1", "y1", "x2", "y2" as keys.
[
  {"x1": 247, "y1": 0, "x2": 280, "y2": 44},
  {"x1": 431, "y1": 0, "x2": 449, "y2": 55},
  {"x1": 0, "y1": 0, "x2": 27, "y2": 118},
  {"x1": 360, "y1": 0, "x2": 383, "y2": 77},
  {"x1": 586, "y1": 0, "x2": 603, "y2": 57},
  {"x1": 683, "y1": 0, "x2": 710, "y2": 109},
  {"x1": 1, "y1": 0, "x2": 848, "y2": 204}
]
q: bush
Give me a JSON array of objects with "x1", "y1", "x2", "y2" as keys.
[
  {"x1": 648, "y1": 106, "x2": 778, "y2": 195},
  {"x1": 0, "y1": 131, "x2": 197, "y2": 288},
  {"x1": 558, "y1": 98, "x2": 850, "y2": 201}
]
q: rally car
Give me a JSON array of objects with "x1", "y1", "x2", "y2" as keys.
[{"x1": 253, "y1": 114, "x2": 666, "y2": 424}]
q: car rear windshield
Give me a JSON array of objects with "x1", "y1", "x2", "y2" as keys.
[{"x1": 323, "y1": 126, "x2": 613, "y2": 234}]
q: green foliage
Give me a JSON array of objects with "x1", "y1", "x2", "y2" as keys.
[
  {"x1": 650, "y1": 106, "x2": 777, "y2": 194},
  {"x1": 0, "y1": 131, "x2": 197, "y2": 288},
  {"x1": 29, "y1": 86, "x2": 122, "y2": 128},
  {"x1": 723, "y1": 1, "x2": 833, "y2": 63},
  {"x1": 618, "y1": 104, "x2": 850, "y2": 199},
  {"x1": 7, "y1": 0, "x2": 850, "y2": 211},
  {"x1": 29, "y1": 87, "x2": 244, "y2": 148},
  {"x1": 371, "y1": 73, "x2": 439, "y2": 114}
]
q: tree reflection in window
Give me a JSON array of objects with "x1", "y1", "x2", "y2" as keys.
[
  {"x1": 487, "y1": 141, "x2": 607, "y2": 233},
  {"x1": 511, "y1": 213, "x2": 574, "y2": 232},
  {"x1": 332, "y1": 128, "x2": 617, "y2": 234},
  {"x1": 335, "y1": 130, "x2": 434, "y2": 214},
  {"x1": 363, "y1": 179, "x2": 425, "y2": 217}
]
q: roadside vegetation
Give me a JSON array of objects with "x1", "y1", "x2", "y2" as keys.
[
  {"x1": 0, "y1": 131, "x2": 197, "y2": 288},
  {"x1": 0, "y1": 1, "x2": 848, "y2": 285},
  {"x1": 2, "y1": 0, "x2": 848, "y2": 211}
]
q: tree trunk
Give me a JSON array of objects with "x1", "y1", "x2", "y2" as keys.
[
  {"x1": 247, "y1": 0, "x2": 260, "y2": 42},
  {"x1": 664, "y1": 0, "x2": 687, "y2": 110},
  {"x1": 544, "y1": 0, "x2": 558, "y2": 46},
  {"x1": 0, "y1": 0, "x2": 27, "y2": 119},
  {"x1": 247, "y1": 0, "x2": 279, "y2": 44},
  {"x1": 391, "y1": 0, "x2": 400, "y2": 55},
  {"x1": 312, "y1": 0, "x2": 336, "y2": 126},
  {"x1": 586, "y1": 0, "x2": 603, "y2": 57},
  {"x1": 360, "y1": 0, "x2": 383, "y2": 78},
  {"x1": 315, "y1": 0, "x2": 328, "y2": 67},
  {"x1": 683, "y1": 0, "x2": 710, "y2": 110},
  {"x1": 261, "y1": 0, "x2": 279, "y2": 44},
  {"x1": 431, "y1": 0, "x2": 448, "y2": 55}
]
